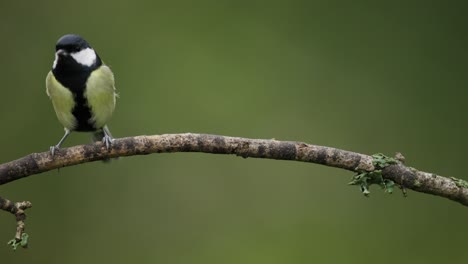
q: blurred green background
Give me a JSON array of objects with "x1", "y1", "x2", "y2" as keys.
[{"x1": 1, "y1": 0, "x2": 468, "y2": 263}]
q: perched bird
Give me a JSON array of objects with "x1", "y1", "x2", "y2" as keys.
[{"x1": 46, "y1": 34, "x2": 117, "y2": 155}]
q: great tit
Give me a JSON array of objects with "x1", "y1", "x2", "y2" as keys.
[{"x1": 46, "y1": 34, "x2": 117, "y2": 155}]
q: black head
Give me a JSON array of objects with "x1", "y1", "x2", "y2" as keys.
[
  {"x1": 52, "y1": 34, "x2": 101, "y2": 71},
  {"x1": 56, "y1": 34, "x2": 91, "y2": 53}
]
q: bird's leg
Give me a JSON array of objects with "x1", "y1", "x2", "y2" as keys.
[
  {"x1": 102, "y1": 125, "x2": 115, "y2": 150},
  {"x1": 50, "y1": 128, "x2": 71, "y2": 156}
]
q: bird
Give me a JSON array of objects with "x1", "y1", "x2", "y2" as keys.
[{"x1": 46, "y1": 34, "x2": 117, "y2": 156}]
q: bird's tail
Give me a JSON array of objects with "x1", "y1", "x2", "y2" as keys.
[
  {"x1": 92, "y1": 129, "x2": 106, "y2": 144},
  {"x1": 93, "y1": 129, "x2": 113, "y2": 163}
]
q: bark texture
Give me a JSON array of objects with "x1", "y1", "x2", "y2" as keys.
[
  {"x1": 0, "y1": 133, "x2": 467, "y2": 207},
  {"x1": 0, "y1": 195, "x2": 32, "y2": 246}
]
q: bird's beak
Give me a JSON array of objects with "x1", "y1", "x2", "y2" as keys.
[{"x1": 56, "y1": 49, "x2": 67, "y2": 56}]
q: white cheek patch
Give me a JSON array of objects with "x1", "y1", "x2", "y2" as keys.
[
  {"x1": 52, "y1": 53, "x2": 59, "y2": 69},
  {"x1": 71, "y1": 48, "x2": 97, "y2": 67}
]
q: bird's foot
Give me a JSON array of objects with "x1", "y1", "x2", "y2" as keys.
[
  {"x1": 49, "y1": 145, "x2": 60, "y2": 157},
  {"x1": 102, "y1": 135, "x2": 115, "y2": 150}
]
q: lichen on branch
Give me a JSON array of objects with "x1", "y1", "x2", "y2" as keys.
[{"x1": 0, "y1": 196, "x2": 32, "y2": 250}]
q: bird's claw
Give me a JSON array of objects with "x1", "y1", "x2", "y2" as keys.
[
  {"x1": 49, "y1": 145, "x2": 59, "y2": 157},
  {"x1": 102, "y1": 135, "x2": 115, "y2": 150}
]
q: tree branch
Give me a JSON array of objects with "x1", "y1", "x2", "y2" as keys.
[
  {"x1": 1, "y1": 133, "x2": 467, "y2": 207},
  {"x1": 0, "y1": 195, "x2": 32, "y2": 250}
]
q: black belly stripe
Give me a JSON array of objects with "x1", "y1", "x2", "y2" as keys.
[
  {"x1": 52, "y1": 55, "x2": 102, "y2": 132},
  {"x1": 71, "y1": 88, "x2": 95, "y2": 132}
]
